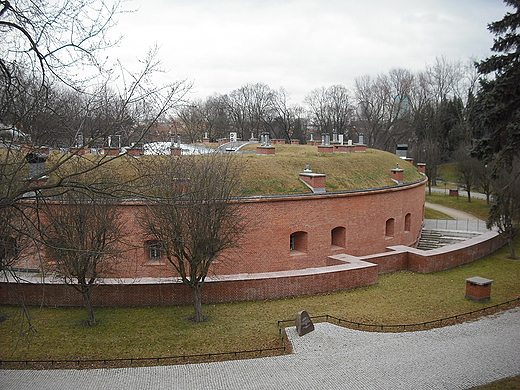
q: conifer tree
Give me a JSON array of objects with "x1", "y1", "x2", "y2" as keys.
[
  {"x1": 474, "y1": 0, "x2": 520, "y2": 167},
  {"x1": 475, "y1": 1, "x2": 520, "y2": 259}
]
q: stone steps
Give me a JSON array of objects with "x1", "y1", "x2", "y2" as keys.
[{"x1": 417, "y1": 229, "x2": 482, "y2": 251}]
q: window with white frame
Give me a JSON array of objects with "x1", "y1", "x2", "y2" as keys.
[{"x1": 146, "y1": 241, "x2": 163, "y2": 262}]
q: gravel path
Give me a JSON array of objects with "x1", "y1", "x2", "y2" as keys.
[{"x1": 2, "y1": 307, "x2": 519, "y2": 390}]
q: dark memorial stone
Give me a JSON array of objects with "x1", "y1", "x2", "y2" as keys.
[{"x1": 296, "y1": 310, "x2": 314, "y2": 336}]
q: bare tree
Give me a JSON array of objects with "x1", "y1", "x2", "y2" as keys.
[
  {"x1": 140, "y1": 154, "x2": 245, "y2": 322},
  {"x1": 487, "y1": 160, "x2": 520, "y2": 259},
  {"x1": 425, "y1": 56, "x2": 463, "y2": 103},
  {"x1": 475, "y1": 160, "x2": 494, "y2": 206},
  {"x1": 354, "y1": 69, "x2": 414, "y2": 150},
  {"x1": 456, "y1": 146, "x2": 481, "y2": 203},
  {"x1": 1, "y1": 0, "x2": 121, "y2": 88},
  {"x1": 0, "y1": 0, "x2": 191, "y2": 335},
  {"x1": 1, "y1": 53, "x2": 190, "y2": 277},
  {"x1": 409, "y1": 58, "x2": 473, "y2": 184},
  {"x1": 175, "y1": 95, "x2": 230, "y2": 143},
  {"x1": 176, "y1": 102, "x2": 205, "y2": 143},
  {"x1": 305, "y1": 85, "x2": 354, "y2": 139},
  {"x1": 271, "y1": 88, "x2": 306, "y2": 142},
  {"x1": 40, "y1": 188, "x2": 124, "y2": 326},
  {"x1": 198, "y1": 94, "x2": 230, "y2": 141},
  {"x1": 225, "y1": 83, "x2": 276, "y2": 140}
]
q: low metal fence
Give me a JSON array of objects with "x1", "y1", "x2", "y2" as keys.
[
  {"x1": 277, "y1": 297, "x2": 519, "y2": 334},
  {"x1": 423, "y1": 218, "x2": 489, "y2": 233},
  {"x1": 0, "y1": 346, "x2": 287, "y2": 370}
]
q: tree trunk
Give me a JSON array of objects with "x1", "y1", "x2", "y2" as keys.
[
  {"x1": 467, "y1": 188, "x2": 472, "y2": 203},
  {"x1": 82, "y1": 285, "x2": 97, "y2": 326},
  {"x1": 192, "y1": 285, "x2": 205, "y2": 322},
  {"x1": 507, "y1": 237, "x2": 518, "y2": 260}
]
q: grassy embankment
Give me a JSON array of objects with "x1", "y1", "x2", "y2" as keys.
[
  {"x1": 236, "y1": 145, "x2": 422, "y2": 195},
  {"x1": 10, "y1": 145, "x2": 423, "y2": 196}
]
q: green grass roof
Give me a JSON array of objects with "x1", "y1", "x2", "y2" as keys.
[{"x1": 235, "y1": 145, "x2": 424, "y2": 196}]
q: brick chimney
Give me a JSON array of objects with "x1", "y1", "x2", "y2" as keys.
[
  {"x1": 299, "y1": 165, "x2": 326, "y2": 193},
  {"x1": 417, "y1": 163, "x2": 426, "y2": 175},
  {"x1": 391, "y1": 163, "x2": 404, "y2": 185}
]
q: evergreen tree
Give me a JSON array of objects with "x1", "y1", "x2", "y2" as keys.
[
  {"x1": 474, "y1": 0, "x2": 520, "y2": 167},
  {"x1": 475, "y1": 1, "x2": 520, "y2": 259}
]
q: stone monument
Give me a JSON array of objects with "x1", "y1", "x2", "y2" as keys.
[{"x1": 295, "y1": 310, "x2": 315, "y2": 336}]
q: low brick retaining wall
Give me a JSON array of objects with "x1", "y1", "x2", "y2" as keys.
[
  {"x1": 1, "y1": 260, "x2": 379, "y2": 306},
  {"x1": 397, "y1": 230, "x2": 505, "y2": 273}
]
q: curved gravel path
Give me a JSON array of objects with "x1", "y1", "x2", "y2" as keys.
[{"x1": 1, "y1": 307, "x2": 519, "y2": 390}]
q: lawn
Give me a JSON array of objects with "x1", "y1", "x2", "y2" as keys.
[
  {"x1": 425, "y1": 192, "x2": 490, "y2": 221},
  {"x1": 424, "y1": 207, "x2": 454, "y2": 220},
  {"x1": 437, "y1": 162, "x2": 459, "y2": 184}
]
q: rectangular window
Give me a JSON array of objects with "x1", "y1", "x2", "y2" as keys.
[
  {"x1": 290, "y1": 231, "x2": 308, "y2": 254},
  {"x1": 331, "y1": 227, "x2": 346, "y2": 249},
  {"x1": 146, "y1": 241, "x2": 163, "y2": 262},
  {"x1": 150, "y1": 246, "x2": 161, "y2": 259}
]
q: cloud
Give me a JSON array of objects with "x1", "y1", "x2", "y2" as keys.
[{"x1": 108, "y1": 0, "x2": 508, "y2": 104}]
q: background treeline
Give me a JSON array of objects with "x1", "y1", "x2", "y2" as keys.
[{"x1": 2, "y1": 56, "x2": 483, "y2": 166}]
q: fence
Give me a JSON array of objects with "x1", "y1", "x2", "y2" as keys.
[
  {"x1": 278, "y1": 298, "x2": 519, "y2": 334},
  {"x1": 0, "y1": 346, "x2": 287, "y2": 370},
  {"x1": 423, "y1": 218, "x2": 489, "y2": 233},
  {"x1": 2, "y1": 298, "x2": 518, "y2": 370}
]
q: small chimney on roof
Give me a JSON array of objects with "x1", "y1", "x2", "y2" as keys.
[
  {"x1": 391, "y1": 163, "x2": 404, "y2": 185},
  {"x1": 299, "y1": 166, "x2": 326, "y2": 193}
]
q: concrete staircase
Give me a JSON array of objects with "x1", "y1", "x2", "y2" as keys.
[{"x1": 417, "y1": 228, "x2": 482, "y2": 251}]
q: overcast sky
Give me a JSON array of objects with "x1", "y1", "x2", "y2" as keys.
[{"x1": 108, "y1": 0, "x2": 510, "y2": 104}]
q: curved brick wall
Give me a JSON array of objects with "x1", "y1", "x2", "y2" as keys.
[
  {"x1": 103, "y1": 178, "x2": 428, "y2": 279},
  {"x1": 0, "y1": 229, "x2": 505, "y2": 306},
  {"x1": 12, "y1": 176, "x2": 508, "y2": 307}
]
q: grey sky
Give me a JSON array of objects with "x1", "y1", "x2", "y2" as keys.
[{"x1": 109, "y1": 0, "x2": 509, "y2": 104}]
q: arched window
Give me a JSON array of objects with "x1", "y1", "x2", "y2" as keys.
[
  {"x1": 331, "y1": 227, "x2": 346, "y2": 249},
  {"x1": 385, "y1": 218, "x2": 395, "y2": 238},
  {"x1": 404, "y1": 213, "x2": 411, "y2": 232},
  {"x1": 290, "y1": 231, "x2": 308, "y2": 254}
]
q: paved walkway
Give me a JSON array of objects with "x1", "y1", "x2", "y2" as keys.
[
  {"x1": 2, "y1": 307, "x2": 519, "y2": 390},
  {"x1": 424, "y1": 201, "x2": 481, "y2": 221}
]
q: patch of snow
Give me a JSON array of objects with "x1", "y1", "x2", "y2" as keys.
[{"x1": 142, "y1": 142, "x2": 213, "y2": 155}]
